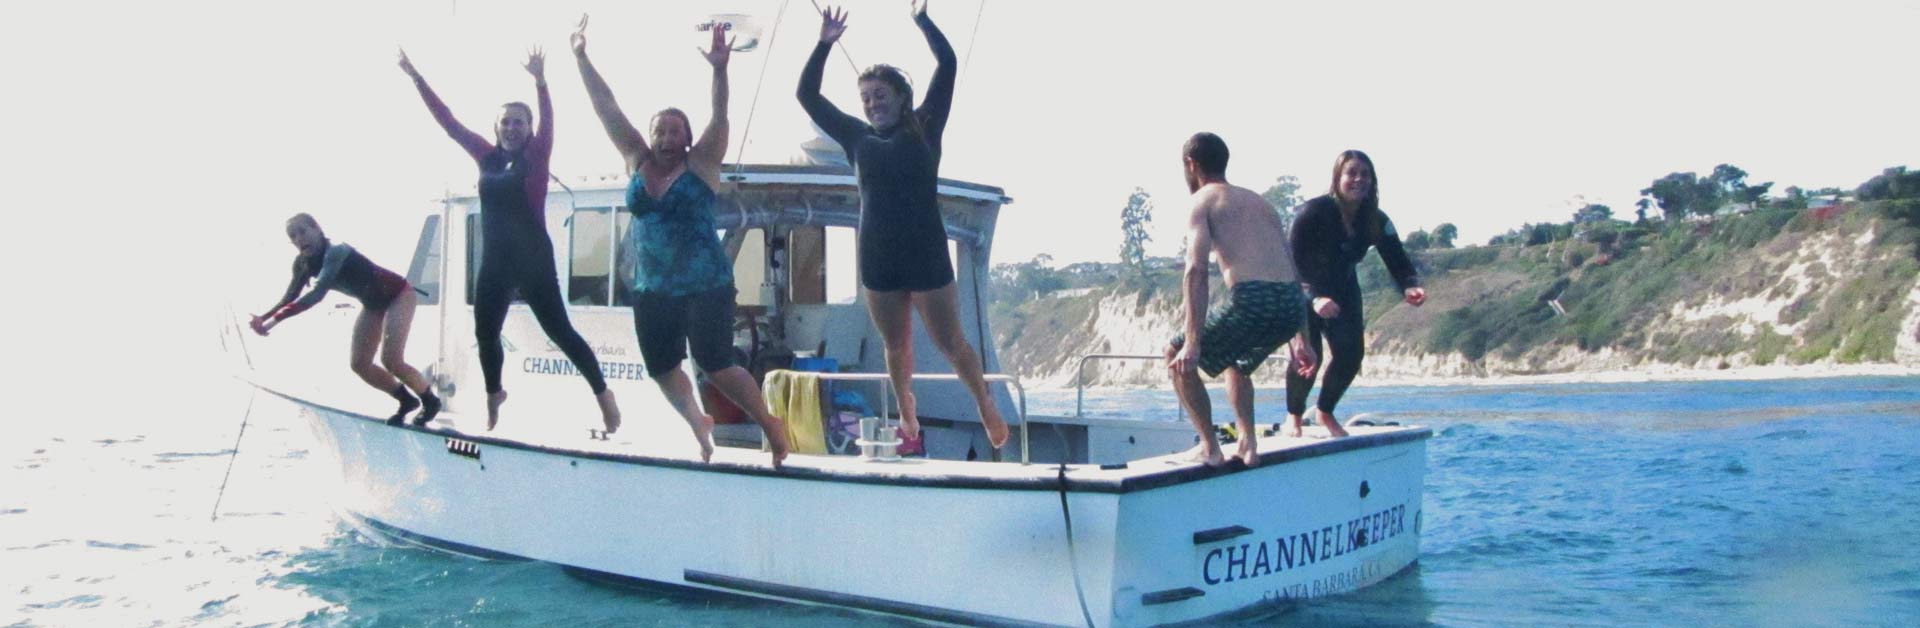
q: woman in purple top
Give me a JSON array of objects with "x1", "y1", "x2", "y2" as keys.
[{"x1": 399, "y1": 47, "x2": 621, "y2": 433}]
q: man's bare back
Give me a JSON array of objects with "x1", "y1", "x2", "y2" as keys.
[{"x1": 1191, "y1": 182, "x2": 1299, "y2": 286}]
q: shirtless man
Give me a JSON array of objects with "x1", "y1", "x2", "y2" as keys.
[{"x1": 1166, "y1": 132, "x2": 1312, "y2": 467}]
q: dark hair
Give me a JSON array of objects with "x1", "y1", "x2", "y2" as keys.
[
  {"x1": 650, "y1": 107, "x2": 692, "y2": 138},
  {"x1": 1184, "y1": 132, "x2": 1229, "y2": 178},
  {"x1": 501, "y1": 101, "x2": 533, "y2": 120},
  {"x1": 1330, "y1": 149, "x2": 1379, "y2": 214},
  {"x1": 857, "y1": 64, "x2": 923, "y2": 138}
]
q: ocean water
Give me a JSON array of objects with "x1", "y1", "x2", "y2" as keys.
[{"x1": 6, "y1": 376, "x2": 1919, "y2": 627}]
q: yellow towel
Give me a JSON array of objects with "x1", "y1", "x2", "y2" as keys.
[{"x1": 762, "y1": 369, "x2": 827, "y2": 455}]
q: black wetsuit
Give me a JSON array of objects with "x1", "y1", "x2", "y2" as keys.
[
  {"x1": 798, "y1": 12, "x2": 957, "y2": 292},
  {"x1": 410, "y1": 75, "x2": 608, "y2": 396},
  {"x1": 266, "y1": 240, "x2": 409, "y2": 321},
  {"x1": 1285, "y1": 195, "x2": 1420, "y2": 417}
]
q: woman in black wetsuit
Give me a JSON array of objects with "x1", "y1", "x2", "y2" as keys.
[
  {"x1": 1285, "y1": 150, "x2": 1428, "y2": 437},
  {"x1": 798, "y1": 1, "x2": 1009, "y2": 449},
  {"x1": 400, "y1": 47, "x2": 621, "y2": 433},
  {"x1": 252, "y1": 214, "x2": 441, "y2": 426}
]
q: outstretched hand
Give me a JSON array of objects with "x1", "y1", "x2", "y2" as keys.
[
  {"x1": 523, "y1": 46, "x2": 546, "y2": 79},
  {"x1": 397, "y1": 47, "x2": 418, "y2": 78},
  {"x1": 702, "y1": 22, "x2": 735, "y2": 67},
  {"x1": 570, "y1": 14, "x2": 589, "y2": 56},
  {"x1": 818, "y1": 5, "x2": 848, "y2": 43},
  {"x1": 249, "y1": 315, "x2": 273, "y2": 337},
  {"x1": 910, "y1": 0, "x2": 928, "y2": 18},
  {"x1": 1404, "y1": 286, "x2": 1428, "y2": 307}
]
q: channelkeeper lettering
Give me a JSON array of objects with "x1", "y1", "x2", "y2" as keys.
[
  {"x1": 1201, "y1": 504, "x2": 1409, "y2": 586},
  {"x1": 523, "y1": 357, "x2": 647, "y2": 381}
]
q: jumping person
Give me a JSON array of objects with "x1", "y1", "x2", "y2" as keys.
[
  {"x1": 798, "y1": 1, "x2": 1009, "y2": 449},
  {"x1": 1284, "y1": 150, "x2": 1426, "y2": 438},
  {"x1": 252, "y1": 214, "x2": 442, "y2": 426},
  {"x1": 1165, "y1": 133, "x2": 1310, "y2": 467},
  {"x1": 399, "y1": 47, "x2": 621, "y2": 433},
  {"x1": 570, "y1": 16, "x2": 790, "y2": 467}
]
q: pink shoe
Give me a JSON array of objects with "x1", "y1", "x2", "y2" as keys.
[{"x1": 896, "y1": 427, "x2": 925, "y2": 456}]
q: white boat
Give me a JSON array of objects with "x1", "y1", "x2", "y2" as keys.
[{"x1": 230, "y1": 164, "x2": 1432, "y2": 627}]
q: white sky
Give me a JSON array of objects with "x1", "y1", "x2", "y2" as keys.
[{"x1": 4, "y1": 0, "x2": 1917, "y2": 394}]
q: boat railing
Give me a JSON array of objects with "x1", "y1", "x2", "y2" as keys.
[
  {"x1": 1073, "y1": 353, "x2": 1292, "y2": 419},
  {"x1": 1072, "y1": 354, "x2": 1165, "y2": 418},
  {"x1": 799, "y1": 372, "x2": 1030, "y2": 465}
]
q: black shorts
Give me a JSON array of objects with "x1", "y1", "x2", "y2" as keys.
[{"x1": 633, "y1": 287, "x2": 739, "y2": 378}]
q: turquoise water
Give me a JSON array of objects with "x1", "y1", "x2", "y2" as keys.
[{"x1": 6, "y1": 376, "x2": 1919, "y2": 626}]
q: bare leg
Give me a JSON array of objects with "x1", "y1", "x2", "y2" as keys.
[
  {"x1": 1285, "y1": 413, "x2": 1305, "y2": 438},
  {"x1": 487, "y1": 391, "x2": 508, "y2": 430},
  {"x1": 379, "y1": 292, "x2": 432, "y2": 394},
  {"x1": 1167, "y1": 343, "x2": 1225, "y2": 467},
  {"x1": 1224, "y1": 368, "x2": 1259, "y2": 467},
  {"x1": 596, "y1": 389, "x2": 622, "y2": 434},
  {"x1": 655, "y1": 368, "x2": 715, "y2": 462},
  {"x1": 349, "y1": 308, "x2": 400, "y2": 391},
  {"x1": 1318, "y1": 408, "x2": 1350, "y2": 438},
  {"x1": 914, "y1": 284, "x2": 1009, "y2": 449},
  {"x1": 708, "y1": 366, "x2": 788, "y2": 469},
  {"x1": 864, "y1": 288, "x2": 921, "y2": 440}
]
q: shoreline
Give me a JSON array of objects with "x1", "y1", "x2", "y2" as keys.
[{"x1": 1021, "y1": 362, "x2": 1919, "y2": 393}]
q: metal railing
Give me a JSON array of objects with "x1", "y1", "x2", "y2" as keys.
[
  {"x1": 1071, "y1": 353, "x2": 1292, "y2": 418},
  {"x1": 796, "y1": 372, "x2": 1029, "y2": 464},
  {"x1": 1072, "y1": 354, "x2": 1164, "y2": 418}
]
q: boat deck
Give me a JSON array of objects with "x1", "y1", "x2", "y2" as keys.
[{"x1": 272, "y1": 386, "x2": 1429, "y2": 494}]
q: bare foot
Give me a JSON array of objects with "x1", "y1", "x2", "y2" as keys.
[
  {"x1": 596, "y1": 389, "x2": 622, "y2": 434},
  {"x1": 898, "y1": 392, "x2": 920, "y2": 441},
  {"x1": 1318, "y1": 410, "x2": 1350, "y2": 438},
  {"x1": 691, "y1": 414, "x2": 716, "y2": 462},
  {"x1": 1284, "y1": 414, "x2": 1304, "y2": 438},
  {"x1": 1234, "y1": 435, "x2": 1260, "y2": 467},
  {"x1": 980, "y1": 401, "x2": 1010, "y2": 450},
  {"x1": 1185, "y1": 443, "x2": 1228, "y2": 467},
  {"x1": 487, "y1": 390, "x2": 509, "y2": 430},
  {"x1": 759, "y1": 414, "x2": 789, "y2": 469}
]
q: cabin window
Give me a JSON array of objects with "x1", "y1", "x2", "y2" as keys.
[
  {"x1": 789, "y1": 226, "x2": 826, "y2": 305},
  {"x1": 734, "y1": 228, "x2": 768, "y2": 305},
  {"x1": 404, "y1": 215, "x2": 441, "y2": 306},
  {"x1": 567, "y1": 206, "x2": 617, "y2": 306},
  {"x1": 826, "y1": 226, "x2": 858, "y2": 304}
]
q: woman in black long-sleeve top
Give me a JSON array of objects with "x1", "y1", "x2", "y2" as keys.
[
  {"x1": 1285, "y1": 150, "x2": 1428, "y2": 437},
  {"x1": 797, "y1": 2, "x2": 1009, "y2": 450}
]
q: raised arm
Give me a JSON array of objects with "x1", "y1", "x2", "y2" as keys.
[
  {"x1": 524, "y1": 47, "x2": 555, "y2": 166},
  {"x1": 910, "y1": 1, "x2": 957, "y2": 145},
  {"x1": 570, "y1": 15, "x2": 649, "y2": 168},
  {"x1": 1169, "y1": 197, "x2": 1214, "y2": 376},
  {"x1": 399, "y1": 48, "x2": 493, "y2": 161},
  {"x1": 797, "y1": 6, "x2": 869, "y2": 150},
  {"x1": 690, "y1": 22, "x2": 734, "y2": 179}
]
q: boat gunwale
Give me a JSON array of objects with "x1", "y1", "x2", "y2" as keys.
[{"x1": 261, "y1": 384, "x2": 1431, "y2": 495}]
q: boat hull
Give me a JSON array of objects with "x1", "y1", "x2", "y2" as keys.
[{"x1": 289, "y1": 393, "x2": 1426, "y2": 627}]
